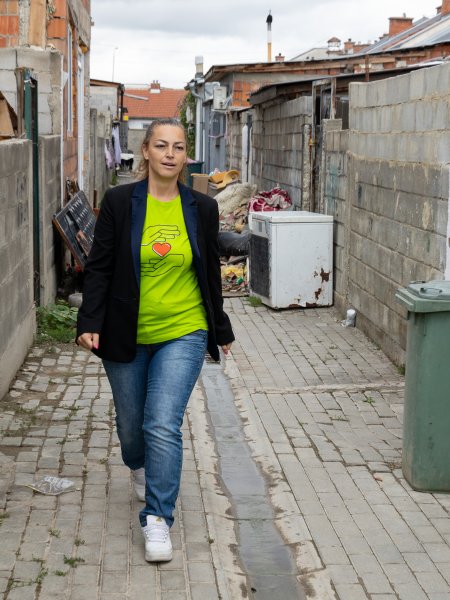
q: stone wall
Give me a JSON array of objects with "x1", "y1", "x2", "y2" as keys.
[
  {"x1": 251, "y1": 96, "x2": 312, "y2": 206},
  {"x1": 323, "y1": 63, "x2": 450, "y2": 364},
  {"x1": 0, "y1": 140, "x2": 35, "y2": 400}
]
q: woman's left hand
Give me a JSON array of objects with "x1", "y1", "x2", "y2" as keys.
[{"x1": 221, "y1": 343, "x2": 233, "y2": 355}]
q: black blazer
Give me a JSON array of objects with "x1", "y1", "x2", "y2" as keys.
[{"x1": 76, "y1": 179, "x2": 234, "y2": 362}]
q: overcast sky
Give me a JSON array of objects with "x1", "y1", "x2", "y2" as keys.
[{"x1": 90, "y1": 0, "x2": 441, "y2": 88}]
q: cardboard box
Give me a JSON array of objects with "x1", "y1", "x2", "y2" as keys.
[{"x1": 192, "y1": 173, "x2": 210, "y2": 194}]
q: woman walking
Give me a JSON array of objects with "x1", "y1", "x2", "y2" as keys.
[{"x1": 76, "y1": 118, "x2": 234, "y2": 562}]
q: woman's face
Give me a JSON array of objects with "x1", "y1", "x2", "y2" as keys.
[{"x1": 143, "y1": 125, "x2": 187, "y2": 181}]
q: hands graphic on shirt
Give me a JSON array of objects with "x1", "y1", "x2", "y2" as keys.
[
  {"x1": 141, "y1": 254, "x2": 185, "y2": 276},
  {"x1": 141, "y1": 224, "x2": 180, "y2": 246},
  {"x1": 141, "y1": 224, "x2": 184, "y2": 277}
]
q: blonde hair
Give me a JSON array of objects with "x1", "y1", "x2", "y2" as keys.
[{"x1": 137, "y1": 118, "x2": 187, "y2": 183}]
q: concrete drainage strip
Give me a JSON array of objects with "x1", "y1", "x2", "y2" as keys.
[{"x1": 187, "y1": 353, "x2": 336, "y2": 600}]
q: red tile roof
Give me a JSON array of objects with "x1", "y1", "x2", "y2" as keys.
[{"x1": 124, "y1": 86, "x2": 186, "y2": 119}]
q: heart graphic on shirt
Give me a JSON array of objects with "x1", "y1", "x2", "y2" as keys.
[{"x1": 152, "y1": 242, "x2": 171, "y2": 257}]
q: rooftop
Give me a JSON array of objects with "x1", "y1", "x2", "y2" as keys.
[{"x1": 124, "y1": 83, "x2": 186, "y2": 119}]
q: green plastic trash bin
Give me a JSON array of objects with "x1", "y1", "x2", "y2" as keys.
[
  {"x1": 186, "y1": 161, "x2": 204, "y2": 188},
  {"x1": 395, "y1": 280, "x2": 450, "y2": 491}
]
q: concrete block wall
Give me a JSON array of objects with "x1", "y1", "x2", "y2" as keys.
[
  {"x1": 323, "y1": 62, "x2": 450, "y2": 364},
  {"x1": 0, "y1": 48, "x2": 62, "y2": 136},
  {"x1": 0, "y1": 139, "x2": 35, "y2": 400},
  {"x1": 348, "y1": 158, "x2": 447, "y2": 362},
  {"x1": 227, "y1": 111, "x2": 244, "y2": 174},
  {"x1": 39, "y1": 135, "x2": 62, "y2": 306},
  {"x1": 127, "y1": 129, "x2": 145, "y2": 171},
  {"x1": 251, "y1": 96, "x2": 312, "y2": 206},
  {"x1": 323, "y1": 129, "x2": 349, "y2": 312},
  {"x1": 89, "y1": 110, "x2": 111, "y2": 207},
  {"x1": 349, "y1": 63, "x2": 450, "y2": 164}
]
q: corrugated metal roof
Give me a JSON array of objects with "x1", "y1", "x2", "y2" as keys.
[
  {"x1": 391, "y1": 14, "x2": 450, "y2": 49},
  {"x1": 361, "y1": 13, "x2": 450, "y2": 54}
]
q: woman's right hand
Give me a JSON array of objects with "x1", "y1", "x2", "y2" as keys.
[{"x1": 77, "y1": 332, "x2": 99, "y2": 351}]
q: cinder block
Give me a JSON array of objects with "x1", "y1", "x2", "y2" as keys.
[
  {"x1": 0, "y1": 69, "x2": 17, "y2": 94},
  {"x1": 37, "y1": 112, "x2": 53, "y2": 135},
  {"x1": 410, "y1": 68, "x2": 426, "y2": 101},
  {"x1": 16, "y1": 48, "x2": 51, "y2": 73},
  {"x1": 0, "y1": 48, "x2": 17, "y2": 70},
  {"x1": 422, "y1": 63, "x2": 443, "y2": 97},
  {"x1": 36, "y1": 70, "x2": 52, "y2": 94},
  {"x1": 399, "y1": 103, "x2": 416, "y2": 133},
  {"x1": 434, "y1": 62, "x2": 450, "y2": 96},
  {"x1": 349, "y1": 82, "x2": 364, "y2": 109}
]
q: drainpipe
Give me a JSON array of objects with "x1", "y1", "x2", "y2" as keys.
[{"x1": 189, "y1": 55, "x2": 205, "y2": 162}]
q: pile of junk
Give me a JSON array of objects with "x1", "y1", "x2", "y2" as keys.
[{"x1": 191, "y1": 169, "x2": 292, "y2": 296}]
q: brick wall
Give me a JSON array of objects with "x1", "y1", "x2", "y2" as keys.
[{"x1": 0, "y1": 0, "x2": 19, "y2": 48}]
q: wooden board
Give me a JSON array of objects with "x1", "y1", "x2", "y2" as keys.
[
  {"x1": 0, "y1": 98, "x2": 14, "y2": 138},
  {"x1": 52, "y1": 191, "x2": 96, "y2": 269}
]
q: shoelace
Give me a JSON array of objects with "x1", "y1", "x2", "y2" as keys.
[{"x1": 143, "y1": 522, "x2": 169, "y2": 543}]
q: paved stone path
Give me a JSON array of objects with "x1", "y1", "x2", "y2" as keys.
[
  {"x1": 0, "y1": 347, "x2": 217, "y2": 599},
  {"x1": 219, "y1": 299, "x2": 450, "y2": 599},
  {"x1": 0, "y1": 298, "x2": 449, "y2": 599}
]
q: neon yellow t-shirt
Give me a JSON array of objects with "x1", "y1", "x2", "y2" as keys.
[{"x1": 136, "y1": 194, "x2": 208, "y2": 344}]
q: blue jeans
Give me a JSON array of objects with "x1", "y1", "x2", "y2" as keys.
[{"x1": 103, "y1": 330, "x2": 208, "y2": 527}]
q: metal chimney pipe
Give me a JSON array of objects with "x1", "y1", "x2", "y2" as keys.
[{"x1": 266, "y1": 10, "x2": 273, "y2": 62}]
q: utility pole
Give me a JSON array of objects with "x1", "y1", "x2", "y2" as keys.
[
  {"x1": 112, "y1": 46, "x2": 118, "y2": 81},
  {"x1": 266, "y1": 10, "x2": 273, "y2": 62}
]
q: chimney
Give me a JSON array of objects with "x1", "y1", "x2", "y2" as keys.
[
  {"x1": 266, "y1": 11, "x2": 273, "y2": 62},
  {"x1": 150, "y1": 80, "x2": 161, "y2": 94},
  {"x1": 389, "y1": 15, "x2": 414, "y2": 37},
  {"x1": 344, "y1": 38, "x2": 354, "y2": 53},
  {"x1": 275, "y1": 52, "x2": 285, "y2": 62},
  {"x1": 195, "y1": 55, "x2": 203, "y2": 78},
  {"x1": 441, "y1": 0, "x2": 450, "y2": 15}
]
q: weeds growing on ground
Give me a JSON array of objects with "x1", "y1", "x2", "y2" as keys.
[
  {"x1": 245, "y1": 296, "x2": 263, "y2": 307},
  {"x1": 36, "y1": 302, "x2": 78, "y2": 343},
  {"x1": 63, "y1": 556, "x2": 85, "y2": 568}
]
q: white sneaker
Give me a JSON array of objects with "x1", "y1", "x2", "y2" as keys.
[
  {"x1": 133, "y1": 468, "x2": 145, "y2": 502},
  {"x1": 142, "y1": 515, "x2": 173, "y2": 562}
]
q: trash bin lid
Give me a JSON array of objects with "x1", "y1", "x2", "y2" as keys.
[
  {"x1": 408, "y1": 280, "x2": 450, "y2": 299},
  {"x1": 395, "y1": 280, "x2": 450, "y2": 312}
]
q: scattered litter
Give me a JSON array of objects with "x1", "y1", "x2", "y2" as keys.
[
  {"x1": 216, "y1": 183, "x2": 256, "y2": 232},
  {"x1": 26, "y1": 475, "x2": 75, "y2": 495},
  {"x1": 373, "y1": 474, "x2": 383, "y2": 482},
  {"x1": 342, "y1": 308, "x2": 356, "y2": 327},
  {"x1": 221, "y1": 262, "x2": 248, "y2": 296}
]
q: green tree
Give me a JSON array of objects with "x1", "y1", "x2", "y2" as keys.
[{"x1": 179, "y1": 91, "x2": 196, "y2": 159}]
